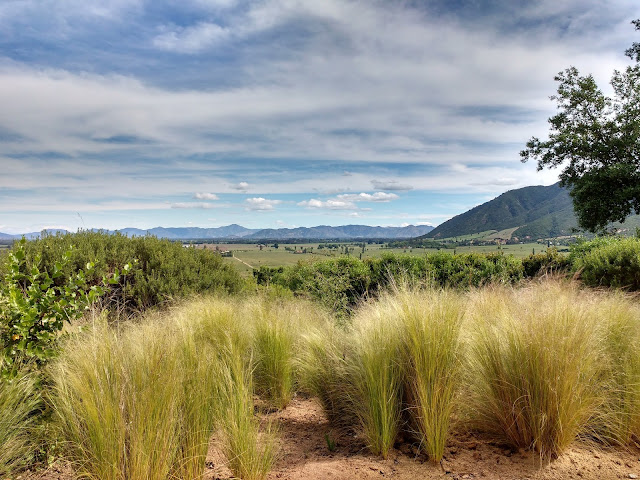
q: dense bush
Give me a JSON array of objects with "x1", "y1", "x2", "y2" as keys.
[
  {"x1": 569, "y1": 236, "x2": 640, "y2": 290},
  {"x1": 5, "y1": 231, "x2": 246, "y2": 313},
  {"x1": 255, "y1": 252, "x2": 523, "y2": 316},
  {"x1": 521, "y1": 247, "x2": 571, "y2": 278}
]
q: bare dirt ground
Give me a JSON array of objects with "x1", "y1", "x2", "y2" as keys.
[{"x1": 23, "y1": 397, "x2": 640, "y2": 480}]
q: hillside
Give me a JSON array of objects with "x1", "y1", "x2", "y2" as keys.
[
  {"x1": 426, "y1": 183, "x2": 640, "y2": 240},
  {"x1": 426, "y1": 183, "x2": 576, "y2": 240}
]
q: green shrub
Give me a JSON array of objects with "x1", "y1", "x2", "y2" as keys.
[
  {"x1": 521, "y1": 247, "x2": 570, "y2": 278},
  {"x1": 255, "y1": 252, "x2": 523, "y2": 317},
  {"x1": 0, "y1": 238, "x2": 117, "y2": 377},
  {"x1": 20, "y1": 231, "x2": 245, "y2": 313},
  {"x1": 570, "y1": 236, "x2": 640, "y2": 290}
]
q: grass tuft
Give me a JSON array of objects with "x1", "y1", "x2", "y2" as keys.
[
  {"x1": 348, "y1": 302, "x2": 403, "y2": 458},
  {"x1": 0, "y1": 369, "x2": 42, "y2": 476},
  {"x1": 398, "y1": 289, "x2": 464, "y2": 462},
  {"x1": 465, "y1": 282, "x2": 606, "y2": 458}
]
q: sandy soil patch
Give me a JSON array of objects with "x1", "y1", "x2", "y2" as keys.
[{"x1": 22, "y1": 397, "x2": 640, "y2": 480}]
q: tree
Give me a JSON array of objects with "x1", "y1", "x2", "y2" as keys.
[{"x1": 521, "y1": 20, "x2": 640, "y2": 232}]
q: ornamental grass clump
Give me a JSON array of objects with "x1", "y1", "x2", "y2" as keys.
[
  {"x1": 186, "y1": 297, "x2": 277, "y2": 480},
  {"x1": 465, "y1": 282, "x2": 606, "y2": 458},
  {"x1": 248, "y1": 297, "x2": 308, "y2": 410},
  {"x1": 51, "y1": 319, "x2": 183, "y2": 480},
  {"x1": 171, "y1": 315, "x2": 220, "y2": 480},
  {"x1": 51, "y1": 296, "x2": 277, "y2": 480},
  {"x1": 215, "y1": 339, "x2": 276, "y2": 480},
  {"x1": 348, "y1": 302, "x2": 403, "y2": 458},
  {"x1": 397, "y1": 289, "x2": 465, "y2": 463},
  {"x1": 297, "y1": 322, "x2": 354, "y2": 428},
  {"x1": 0, "y1": 369, "x2": 42, "y2": 476},
  {"x1": 51, "y1": 323, "x2": 128, "y2": 480},
  {"x1": 336, "y1": 288, "x2": 465, "y2": 461},
  {"x1": 589, "y1": 293, "x2": 640, "y2": 446}
]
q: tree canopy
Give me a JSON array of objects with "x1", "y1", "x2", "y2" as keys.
[{"x1": 521, "y1": 20, "x2": 640, "y2": 233}]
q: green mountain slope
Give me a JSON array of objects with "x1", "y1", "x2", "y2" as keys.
[
  {"x1": 427, "y1": 183, "x2": 577, "y2": 240},
  {"x1": 427, "y1": 182, "x2": 640, "y2": 240}
]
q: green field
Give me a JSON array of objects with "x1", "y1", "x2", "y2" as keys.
[{"x1": 205, "y1": 241, "x2": 550, "y2": 276}]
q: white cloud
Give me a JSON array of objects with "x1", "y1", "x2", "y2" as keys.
[
  {"x1": 245, "y1": 197, "x2": 282, "y2": 211},
  {"x1": 337, "y1": 192, "x2": 399, "y2": 202},
  {"x1": 298, "y1": 191, "x2": 398, "y2": 212},
  {"x1": 231, "y1": 182, "x2": 250, "y2": 192},
  {"x1": 297, "y1": 198, "x2": 357, "y2": 210},
  {"x1": 193, "y1": 192, "x2": 219, "y2": 200},
  {"x1": 371, "y1": 180, "x2": 414, "y2": 191},
  {"x1": 171, "y1": 202, "x2": 218, "y2": 209}
]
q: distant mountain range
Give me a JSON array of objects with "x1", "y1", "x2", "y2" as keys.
[
  {"x1": 0, "y1": 224, "x2": 434, "y2": 241},
  {"x1": 425, "y1": 182, "x2": 640, "y2": 240}
]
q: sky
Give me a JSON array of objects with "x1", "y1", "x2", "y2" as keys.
[{"x1": 0, "y1": 0, "x2": 639, "y2": 234}]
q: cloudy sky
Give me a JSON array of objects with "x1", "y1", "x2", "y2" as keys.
[{"x1": 0, "y1": 0, "x2": 638, "y2": 233}]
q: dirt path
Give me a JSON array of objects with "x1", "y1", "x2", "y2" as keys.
[
  {"x1": 232, "y1": 256, "x2": 254, "y2": 269},
  {"x1": 28, "y1": 397, "x2": 640, "y2": 480}
]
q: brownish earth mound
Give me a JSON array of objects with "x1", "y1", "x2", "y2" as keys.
[{"x1": 22, "y1": 397, "x2": 640, "y2": 480}]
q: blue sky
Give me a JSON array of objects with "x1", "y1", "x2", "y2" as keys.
[{"x1": 0, "y1": 0, "x2": 638, "y2": 233}]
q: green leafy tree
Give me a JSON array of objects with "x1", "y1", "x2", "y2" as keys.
[
  {"x1": 0, "y1": 239, "x2": 126, "y2": 377},
  {"x1": 521, "y1": 20, "x2": 640, "y2": 232}
]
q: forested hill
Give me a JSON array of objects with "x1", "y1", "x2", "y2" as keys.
[{"x1": 426, "y1": 183, "x2": 579, "y2": 240}]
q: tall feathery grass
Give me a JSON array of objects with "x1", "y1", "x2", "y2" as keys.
[
  {"x1": 216, "y1": 338, "x2": 276, "y2": 480},
  {"x1": 249, "y1": 298, "x2": 298, "y2": 410},
  {"x1": 589, "y1": 293, "x2": 640, "y2": 445},
  {"x1": 297, "y1": 320, "x2": 355, "y2": 429},
  {"x1": 51, "y1": 323, "x2": 128, "y2": 480},
  {"x1": 171, "y1": 314, "x2": 220, "y2": 480},
  {"x1": 187, "y1": 296, "x2": 277, "y2": 480},
  {"x1": 301, "y1": 288, "x2": 465, "y2": 461},
  {"x1": 398, "y1": 289, "x2": 464, "y2": 463},
  {"x1": 51, "y1": 295, "x2": 299, "y2": 480},
  {"x1": 122, "y1": 322, "x2": 182, "y2": 480},
  {"x1": 465, "y1": 282, "x2": 606, "y2": 458},
  {"x1": 51, "y1": 320, "x2": 182, "y2": 480},
  {"x1": 0, "y1": 369, "x2": 42, "y2": 476},
  {"x1": 348, "y1": 303, "x2": 403, "y2": 458},
  {"x1": 33, "y1": 279, "x2": 640, "y2": 479}
]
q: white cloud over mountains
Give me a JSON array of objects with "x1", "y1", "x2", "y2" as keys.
[
  {"x1": 298, "y1": 191, "x2": 399, "y2": 211},
  {"x1": 245, "y1": 197, "x2": 282, "y2": 211}
]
